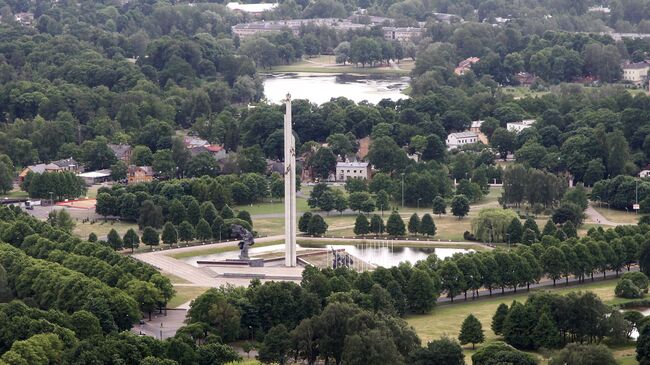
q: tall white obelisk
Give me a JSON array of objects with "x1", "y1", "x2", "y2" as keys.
[{"x1": 284, "y1": 94, "x2": 297, "y2": 267}]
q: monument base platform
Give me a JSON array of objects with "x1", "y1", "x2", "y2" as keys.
[{"x1": 197, "y1": 258, "x2": 265, "y2": 267}]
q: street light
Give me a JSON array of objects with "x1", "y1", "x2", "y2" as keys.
[
  {"x1": 595, "y1": 195, "x2": 601, "y2": 208},
  {"x1": 48, "y1": 191, "x2": 53, "y2": 206},
  {"x1": 417, "y1": 198, "x2": 422, "y2": 211}
]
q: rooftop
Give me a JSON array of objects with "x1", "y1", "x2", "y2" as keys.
[
  {"x1": 623, "y1": 61, "x2": 650, "y2": 70},
  {"x1": 337, "y1": 161, "x2": 369, "y2": 168},
  {"x1": 226, "y1": 2, "x2": 278, "y2": 13},
  {"x1": 448, "y1": 131, "x2": 478, "y2": 138}
]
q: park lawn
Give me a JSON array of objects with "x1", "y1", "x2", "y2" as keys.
[
  {"x1": 297, "y1": 238, "x2": 487, "y2": 252},
  {"x1": 162, "y1": 272, "x2": 191, "y2": 284},
  {"x1": 168, "y1": 286, "x2": 210, "y2": 308},
  {"x1": 73, "y1": 220, "x2": 138, "y2": 240},
  {"x1": 233, "y1": 197, "x2": 310, "y2": 216},
  {"x1": 251, "y1": 217, "x2": 285, "y2": 236},
  {"x1": 594, "y1": 206, "x2": 639, "y2": 224},
  {"x1": 0, "y1": 189, "x2": 28, "y2": 199},
  {"x1": 407, "y1": 279, "x2": 630, "y2": 345},
  {"x1": 615, "y1": 347, "x2": 639, "y2": 365},
  {"x1": 167, "y1": 240, "x2": 284, "y2": 260}
]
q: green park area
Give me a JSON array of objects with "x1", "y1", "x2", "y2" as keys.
[
  {"x1": 265, "y1": 55, "x2": 413, "y2": 75},
  {"x1": 407, "y1": 279, "x2": 640, "y2": 364}
]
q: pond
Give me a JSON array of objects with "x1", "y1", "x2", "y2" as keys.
[
  {"x1": 182, "y1": 243, "x2": 470, "y2": 268},
  {"x1": 263, "y1": 73, "x2": 410, "y2": 105}
]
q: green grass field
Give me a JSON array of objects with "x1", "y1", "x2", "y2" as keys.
[
  {"x1": 167, "y1": 240, "x2": 284, "y2": 260},
  {"x1": 0, "y1": 189, "x2": 28, "y2": 199},
  {"x1": 407, "y1": 279, "x2": 639, "y2": 364},
  {"x1": 594, "y1": 206, "x2": 639, "y2": 224},
  {"x1": 265, "y1": 55, "x2": 413, "y2": 76},
  {"x1": 73, "y1": 220, "x2": 138, "y2": 240},
  {"x1": 168, "y1": 286, "x2": 210, "y2": 308}
]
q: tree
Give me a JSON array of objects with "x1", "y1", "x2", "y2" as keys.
[
  {"x1": 47, "y1": 209, "x2": 75, "y2": 232},
  {"x1": 522, "y1": 218, "x2": 540, "y2": 238},
  {"x1": 408, "y1": 337, "x2": 464, "y2": 365},
  {"x1": 507, "y1": 218, "x2": 523, "y2": 243},
  {"x1": 127, "y1": 281, "x2": 161, "y2": 321},
  {"x1": 187, "y1": 200, "x2": 202, "y2": 226},
  {"x1": 439, "y1": 260, "x2": 464, "y2": 302},
  {"x1": 299, "y1": 212, "x2": 313, "y2": 233},
  {"x1": 459, "y1": 314, "x2": 484, "y2": 349},
  {"x1": 107, "y1": 229, "x2": 123, "y2": 251},
  {"x1": 541, "y1": 246, "x2": 566, "y2": 286},
  {"x1": 123, "y1": 228, "x2": 140, "y2": 253},
  {"x1": 637, "y1": 321, "x2": 650, "y2": 364},
  {"x1": 141, "y1": 227, "x2": 159, "y2": 250},
  {"x1": 386, "y1": 211, "x2": 405, "y2": 236},
  {"x1": 178, "y1": 221, "x2": 195, "y2": 244},
  {"x1": 562, "y1": 221, "x2": 577, "y2": 239},
  {"x1": 550, "y1": 343, "x2": 616, "y2": 365},
  {"x1": 0, "y1": 264, "x2": 12, "y2": 303},
  {"x1": 348, "y1": 192, "x2": 374, "y2": 213},
  {"x1": 408, "y1": 213, "x2": 420, "y2": 235},
  {"x1": 161, "y1": 222, "x2": 178, "y2": 247},
  {"x1": 238, "y1": 145, "x2": 266, "y2": 174},
  {"x1": 168, "y1": 199, "x2": 187, "y2": 225},
  {"x1": 532, "y1": 310, "x2": 561, "y2": 349},
  {"x1": 406, "y1": 269, "x2": 437, "y2": 313},
  {"x1": 451, "y1": 195, "x2": 470, "y2": 219},
  {"x1": 307, "y1": 214, "x2": 328, "y2": 236},
  {"x1": 354, "y1": 213, "x2": 370, "y2": 236},
  {"x1": 492, "y1": 303, "x2": 509, "y2": 335},
  {"x1": 615, "y1": 278, "x2": 643, "y2": 299},
  {"x1": 542, "y1": 219, "x2": 557, "y2": 237},
  {"x1": 196, "y1": 218, "x2": 212, "y2": 242},
  {"x1": 418, "y1": 214, "x2": 436, "y2": 236},
  {"x1": 490, "y1": 127, "x2": 515, "y2": 159},
  {"x1": 370, "y1": 214, "x2": 384, "y2": 235},
  {"x1": 309, "y1": 147, "x2": 337, "y2": 179},
  {"x1": 472, "y1": 341, "x2": 537, "y2": 365},
  {"x1": 0, "y1": 160, "x2": 13, "y2": 194},
  {"x1": 258, "y1": 324, "x2": 291, "y2": 365},
  {"x1": 433, "y1": 196, "x2": 447, "y2": 216},
  {"x1": 139, "y1": 200, "x2": 163, "y2": 229},
  {"x1": 88, "y1": 232, "x2": 98, "y2": 242},
  {"x1": 110, "y1": 161, "x2": 128, "y2": 181}
]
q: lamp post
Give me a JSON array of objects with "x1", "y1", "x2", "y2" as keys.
[
  {"x1": 48, "y1": 191, "x2": 53, "y2": 206},
  {"x1": 506, "y1": 233, "x2": 510, "y2": 249},
  {"x1": 417, "y1": 198, "x2": 422, "y2": 211},
  {"x1": 595, "y1": 195, "x2": 601, "y2": 208}
]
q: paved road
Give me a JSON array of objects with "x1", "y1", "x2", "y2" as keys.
[{"x1": 585, "y1": 204, "x2": 627, "y2": 226}]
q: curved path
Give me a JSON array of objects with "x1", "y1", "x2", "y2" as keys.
[{"x1": 585, "y1": 203, "x2": 634, "y2": 226}]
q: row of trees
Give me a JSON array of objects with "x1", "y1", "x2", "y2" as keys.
[{"x1": 492, "y1": 291, "x2": 631, "y2": 350}]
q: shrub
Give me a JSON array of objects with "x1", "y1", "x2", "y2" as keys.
[
  {"x1": 615, "y1": 278, "x2": 643, "y2": 299},
  {"x1": 622, "y1": 272, "x2": 649, "y2": 293}
]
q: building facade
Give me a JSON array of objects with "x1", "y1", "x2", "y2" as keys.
[
  {"x1": 127, "y1": 165, "x2": 154, "y2": 185},
  {"x1": 506, "y1": 119, "x2": 535, "y2": 133},
  {"x1": 336, "y1": 162, "x2": 371, "y2": 181},
  {"x1": 446, "y1": 132, "x2": 479, "y2": 149},
  {"x1": 622, "y1": 62, "x2": 650, "y2": 85}
]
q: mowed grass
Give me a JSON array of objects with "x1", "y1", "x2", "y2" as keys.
[
  {"x1": 73, "y1": 220, "x2": 138, "y2": 240},
  {"x1": 167, "y1": 240, "x2": 284, "y2": 260},
  {"x1": 233, "y1": 197, "x2": 310, "y2": 216},
  {"x1": 162, "y1": 272, "x2": 191, "y2": 284},
  {"x1": 594, "y1": 207, "x2": 639, "y2": 224},
  {"x1": 0, "y1": 189, "x2": 28, "y2": 199},
  {"x1": 407, "y1": 279, "x2": 629, "y2": 345},
  {"x1": 168, "y1": 286, "x2": 210, "y2": 308}
]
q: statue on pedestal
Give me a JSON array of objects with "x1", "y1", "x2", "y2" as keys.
[{"x1": 231, "y1": 224, "x2": 255, "y2": 260}]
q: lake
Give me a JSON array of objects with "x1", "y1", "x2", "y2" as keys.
[
  {"x1": 263, "y1": 73, "x2": 410, "y2": 105},
  {"x1": 182, "y1": 243, "x2": 470, "y2": 268}
]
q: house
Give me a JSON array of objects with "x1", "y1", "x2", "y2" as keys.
[
  {"x1": 640, "y1": 170, "x2": 650, "y2": 178},
  {"x1": 127, "y1": 165, "x2": 154, "y2": 185},
  {"x1": 506, "y1": 119, "x2": 535, "y2": 133},
  {"x1": 226, "y1": 2, "x2": 278, "y2": 14},
  {"x1": 622, "y1": 61, "x2": 650, "y2": 85},
  {"x1": 336, "y1": 161, "x2": 371, "y2": 181},
  {"x1": 588, "y1": 5, "x2": 611, "y2": 13},
  {"x1": 184, "y1": 136, "x2": 209, "y2": 148},
  {"x1": 446, "y1": 132, "x2": 479, "y2": 149},
  {"x1": 14, "y1": 12, "x2": 34, "y2": 26},
  {"x1": 19, "y1": 163, "x2": 58, "y2": 182},
  {"x1": 108, "y1": 144, "x2": 132, "y2": 163},
  {"x1": 78, "y1": 170, "x2": 111, "y2": 186},
  {"x1": 382, "y1": 27, "x2": 424, "y2": 42},
  {"x1": 205, "y1": 145, "x2": 229, "y2": 161},
  {"x1": 18, "y1": 158, "x2": 81, "y2": 183},
  {"x1": 469, "y1": 120, "x2": 483, "y2": 133},
  {"x1": 51, "y1": 158, "x2": 81, "y2": 173},
  {"x1": 454, "y1": 57, "x2": 480, "y2": 75}
]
